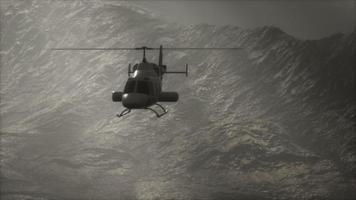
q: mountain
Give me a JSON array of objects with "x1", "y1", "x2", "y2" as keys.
[{"x1": 0, "y1": 1, "x2": 355, "y2": 199}]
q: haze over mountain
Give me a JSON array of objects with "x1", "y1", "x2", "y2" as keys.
[
  {"x1": 128, "y1": 0, "x2": 356, "y2": 39},
  {"x1": 0, "y1": 1, "x2": 355, "y2": 199}
]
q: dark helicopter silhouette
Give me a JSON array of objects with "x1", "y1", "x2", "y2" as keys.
[
  {"x1": 52, "y1": 45, "x2": 242, "y2": 118},
  {"x1": 112, "y1": 45, "x2": 188, "y2": 117}
]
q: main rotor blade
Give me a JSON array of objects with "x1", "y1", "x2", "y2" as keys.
[
  {"x1": 51, "y1": 47, "x2": 243, "y2": 51},
  {"x1": 163, "y1": 47, "x2": 243, "y2": 50},
  {"x1": 51, "y1": 48, "x2": 139, "y2": 51}
]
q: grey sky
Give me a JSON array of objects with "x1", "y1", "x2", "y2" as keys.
[{"x1": 128, "y1": 0, "x2": 355, "y2": 39}]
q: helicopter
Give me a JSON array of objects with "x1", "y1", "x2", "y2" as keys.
[
  {"x1": 112, "y1": 45, "x2": 188, "y2": 117},
  {"x1": 52, "y1": 45, "x2": 242, "y2": 118}
]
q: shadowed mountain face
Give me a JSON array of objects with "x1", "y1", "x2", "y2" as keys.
[{"x1": 0, "y1": 1, "x2": 355, "y2": 199}]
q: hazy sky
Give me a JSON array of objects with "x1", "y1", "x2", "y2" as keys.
[{"x1": 127, "y1": 0, "x2": 355, "y2": 39}]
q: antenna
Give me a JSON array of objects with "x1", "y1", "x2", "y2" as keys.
[{"x1": 159, "y1": 45, "x2": 163, "y2": 66}]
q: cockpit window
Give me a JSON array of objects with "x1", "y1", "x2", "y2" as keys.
[
  {"x1": 124, "y1": 80, "x2": 136, "y2": 93},
  {"x1": 136, "y1": 81, "x2": 151, "y2": 95},
  {"x1": 124, "y1": 80, "x2": 153, "y2": 95}
]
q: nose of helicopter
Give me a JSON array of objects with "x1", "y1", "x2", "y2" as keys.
[{"x1": 122, "y1": 93, "x2": 149, "y2": 109}]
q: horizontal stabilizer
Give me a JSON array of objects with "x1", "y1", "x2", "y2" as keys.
[
  {"x1": 166, "y1": 64, "x2": 188, "y2": 77},
  {"x1": 158, "y1": 92, "x2": 179, "y2": 102}
]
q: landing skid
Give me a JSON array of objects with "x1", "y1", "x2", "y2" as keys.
[{"x1": 116, "y1": 103, "x2": 167, "y2": 118}]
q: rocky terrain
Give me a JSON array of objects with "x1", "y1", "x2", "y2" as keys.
[{"x1": 0, "y1": 1, "x2": 355, "y2": 199}]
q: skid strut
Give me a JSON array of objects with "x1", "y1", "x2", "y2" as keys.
[
  {"x1": 146, "y1": 103, "x2": 167, "y2": 118},
  {"x1": 117, "y1": 108, "x2": 131, "y2": 118}
]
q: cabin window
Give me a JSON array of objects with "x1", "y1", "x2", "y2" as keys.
[{"x1": 124, "y1": 80, "x2": 136, "y2": 93}]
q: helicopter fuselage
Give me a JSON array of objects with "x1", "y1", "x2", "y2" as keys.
[
  {"x1": 121, "y1": 62, "x2": 163, "y2": 109},
  {"x1": 112, "y1": 61, "x2": 179, "y2": 109}
]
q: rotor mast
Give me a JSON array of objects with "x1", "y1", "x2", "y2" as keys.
[{"x1": 142, "y1": 46, "x2": 148, "y2": 63}]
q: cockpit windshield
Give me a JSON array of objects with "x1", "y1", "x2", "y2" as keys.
[
  {"x1": 124, "y1": 80, "x2": 136, "y2": 93},
  {"x1": 136, "y1": 81, "x2": 151, "y2": 95},
  {"x1": 124, "y1": 80, "x2": 153, "y2": 95}
]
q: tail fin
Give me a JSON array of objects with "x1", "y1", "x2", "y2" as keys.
[{"x1": 159, "y1": 45, "x2": 163, "y2": 66}]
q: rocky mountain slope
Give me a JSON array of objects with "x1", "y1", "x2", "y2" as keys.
[{"x1": 1, "y1": 1, "x2": 355, "y2": 199}]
